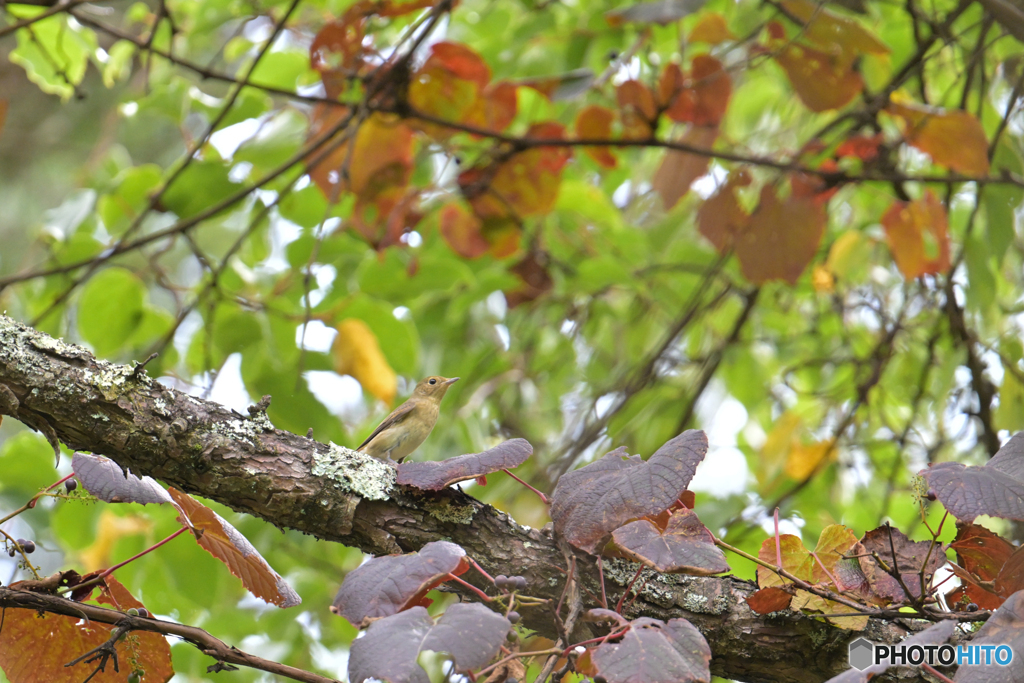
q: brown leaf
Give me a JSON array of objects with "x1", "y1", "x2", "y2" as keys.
[
  {"x1": 652, "y1": 127, "x2": 717, "y2": 209},
  {"x1": 947, "y1": 523, "x2": 1015, "y2": 610},
  {"x1": 550, "y1": 430, "x2": 708, "y2": 554},
  {"x1": 734, "y1": 179, "x2": 828, "y2": 284},
  {"x1": 858, "y1": 525, "x2": 944, "y2": 604},
  {"x1": 880, "y1": 190, "x2": 951, "y2": 279},
  {"x1": 0, "y1": 577, "x2": 173, "y2": 683},
  {"x1": 349, "y1": 604, "x2": 511, "y2": 683},
  {"x1": 747, "y1": 586, "x2": 793, "y2": 614},
  {"x1": 168, "y1": 488, "x2": 301, "y2": 608},
  {"x1": 591, "y1": 617, "x2": 711, "y2": 683},
  {"x1": 611, "y1": 508, "x2": 729, "y2": 574},
  {"x1": 504, "y1": 248, "x2": 554, "y2": 307},
  {"x1": 697, "y1": 168, "x2": 752, "y2": 251},
  {"x1": 396, "y1": 439, "x2": 533, "y2": 490},
  {"x1": 331, "y1": 541, "x2": 468, "y2": 626},
  {"x1": 439, "y1": 201, "x2": 489, "y2": 259},
  {"x1": 576, "y1": 104, "x2": 618, "y2": 168},
  {"x1": 664, "y1": 55, "x2": 732, "y2": 126},
  {"x1": 688, "y1": 13, "x2": 735, "y2": 44}
]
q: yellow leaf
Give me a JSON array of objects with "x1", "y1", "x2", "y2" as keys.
[
  {"x1": 886, "y1": 97, "x2": 990, "y2": 175},
  {"x1": 781, "y1": 0, "x2": 890, "y2": 60},
  {"x1": 785, "y1": 440, "x2": 832, "y2": 480},
  {"x1": 688, "y1": 13, "x2": 735, "y2": 44},
  {"x1": 80, "y1": 510, "x2": 151, "y2": 571},
  {"x1": 332, "y1": 319, "x2": 397, "y2": 406},
  {"x1": 811, "y1": 265, "x2": 834, "y2": 292}
]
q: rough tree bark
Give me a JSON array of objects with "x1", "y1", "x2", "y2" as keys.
[{"x1": 0, "y1": 314, "x2": 950, "y2": 683}]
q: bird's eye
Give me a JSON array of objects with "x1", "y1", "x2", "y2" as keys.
[{"x1": 429, "y1": 378, "x2": 437, "y2": 385}]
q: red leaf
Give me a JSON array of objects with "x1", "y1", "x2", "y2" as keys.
[
  {"x1": 664, "y1": 55, "x2": 732, "y2": 126},
  {"x1": 617, "y1": 80, "x2": 657, "y2": 138},
  {"x1": 592, "y1": 617, "x2": 711, "y2": 683}
]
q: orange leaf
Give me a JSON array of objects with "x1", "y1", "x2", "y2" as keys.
[
  {"x1": 0, "y1": 577, "x2": 173, "y2": 683},
  {"x1": 439, "y1": 201, "x2": 489, "y2": 258},
  {"x1": 616, "y1": 80, "x2": 657, "y2": 138},
  {"x1": 734, "y1": 180, "x2": 828, "y2": 284},
  {"x1": 465, "y1": 81, "x2": 518, "y2": 134},
  {"x1": 409, "y1": 42, "x2": 491, "y2": 131},
  {"x1": 169, "y1": 488, "x2": 302, "y2": 608},
  {"x1": 887, "y1": 100, "x2": 990, "y2": 175},
  {"x1": 781, "y1": 0, "x2": 890, "y2": 61},
  {"x1": 688, "y1": 12, "x2": 735, "y2": 44},
  {"x1": 652, "y1": 126, "x2": 718, "y2": 209},
  {"x1": 880, "y1": 191, "x2": 951, "y2": 279},
  {"x1": 664, "y1": 54, "x2": 732, "y2": 126},
  {"x1": 465, "y1": 122, "x2": 570, "y2": 219},
  {"x1": 697, "y1": 169, "x2": 752, "y2": 252},
  {"x1": 333, "y1": 317, "x2": 399, "y2": 405},
  {"x1": 773, "y1": 43, "x2": 863, "y2": 112},
  {"x1": 835, "y1": 132, "x2": 885, "y2": 161},
  {"x1": 576, "y1": 104, "x2": 617, "y2": 168}
]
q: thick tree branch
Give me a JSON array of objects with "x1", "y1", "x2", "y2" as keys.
[{"x1": 0, "y1": 314, "x2": 971, "y2": 683}]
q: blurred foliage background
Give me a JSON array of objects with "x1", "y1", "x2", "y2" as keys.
[{"x1": 1, "y1": 0, "x2": 1023, "y2": 679}]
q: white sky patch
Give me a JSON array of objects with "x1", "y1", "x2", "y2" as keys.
[
  {"x1": 393, "y1": 306, "x2": 411, "y2": 320},
  {"x1": 402, "y1": 231, "x2": 423, "y2": 247},
  {"x1": 486, "y1": 291, "x2": 507, "y2": 319},
  {"x1": 306, "y1": 371, "x2": 365, "y2": 417},
  {"x1": 207, "y1": 353, "x2": 253, "y2": 413},
  {"x1": 689, "y1": 446, "x2": 749, "y2": 496},
  {"x1": 120, "y1": 101, "x2": 138, "y2": 117},
  {"x1": 296, "y1": 320, "x2": 338, "y2": 352},
  {"x1": 691, "y1": 164, "x2": 728, "y2": 199},
  {"x1": 209, "y1": 117, "x2": 264, "y2": 159},
  {"x1": 494, "y1": 323, "x2": 510, "y2": 351},
  {"x1": 595, "y1": 393, "x2": 619, "y2": 419}
]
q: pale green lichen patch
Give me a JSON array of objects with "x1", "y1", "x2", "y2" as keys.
[
  {"x1": 312, "y1": 443, "x2": 393, "y2": 501},
  {"x1": 209, "y1": 416, "x2": 272, "y2": 445}
]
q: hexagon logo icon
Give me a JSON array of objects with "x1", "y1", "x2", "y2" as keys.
[{"x1": 849, "y1": 637, "x2": 874, "y2": 671}]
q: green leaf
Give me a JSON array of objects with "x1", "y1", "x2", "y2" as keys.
[
  {"x1": 10, "y1": 12, "x2": 96, "y2": 100},
  {"x1": 77, "y1": 267, "x2": 147, "y2": 356},
  {"x1": 161, "y1": 160, "x2": 239, "y2": 219},
  {"x1": 0, "y1": 432, "x2": 58, "y2": 495}
]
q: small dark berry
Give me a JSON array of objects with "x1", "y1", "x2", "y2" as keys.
[
  {"x1": 506, "y1": 678, "x2": 518, "y2": 683},
  {"x1": 967, "y1": 603, "x2": 979, "y2": 612},
  {"x1": 595, "y1": 676, "x2": 608, "y2": 683},
  {"x1": 127, "y1": 608, "x2": 140, "y2": 617},
  {"x1": 507, "y1": 611, "x2": 521, "y2": 623},
  {"x1": 137, "y1": 608, "x2": 149, "y2": 618},
  {"x1": 6, "y1": 547, "x2": 14, "y2": 557},
  {"x1": 514, "y1": 576, "x2": 528, "y2": 590},
  {"x1": 494, "y1": 575, "x2": 509, "y2": 589},
  {"x1": 65, "y1": 479, "x2": 78, "y2": 492},
  {"x1": 926, "y1": 491, "x2": 937, "y2": 501},
  {"x1": 22, "y1": 540, "x2": 35, "y2": 554}
]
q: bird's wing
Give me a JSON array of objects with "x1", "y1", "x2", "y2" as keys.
[{"x1": 357, "y1": 401, "x2": 416, "y2": 450}]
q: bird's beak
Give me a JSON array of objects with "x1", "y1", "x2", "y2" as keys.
[{"x1": 444, "y1": 377, "x2": 460, "y2": 386}]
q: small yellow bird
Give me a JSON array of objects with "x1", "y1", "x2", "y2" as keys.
[{"x1": 356, "y1": 376, "x2": 459, "y2": 462}]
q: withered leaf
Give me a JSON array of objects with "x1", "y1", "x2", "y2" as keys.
[
  {"x1": 746, "y1": 586, "x2": 794, "y2": 614},
  {"x1": 0, "y1": 577, "x2": 173, "y2": 683},
  {"x1": 550, "y1": 430, "x2": 708, "y2": 554},
  {"x1": 920, "y1": 431, "x2": 1024, "y2": 523},
  {"x1": 72, "y1": 452, "x2": 172, "y2": 505},
  {"x1": 396, "y1": 439, "x2": 533, "y2": 491},
  {"x1": 858, "y1": 525, "x2": 944, "y2": 605},
  {"x1": 349, "y1": 604, "x2": 511, "y2": 683},
  {"x1": 168, "y1": 488, "x2": 301, "y2": 608},
  {"x1": 592, "y1": 617, "x2": 711, "y2": 683},
  {"x1": 331, "y1": 541, "x2": 468, "y2": 626},
  {"x1": 947, "y1": 523, "x2": 1016, "y2": 610},
  {"x1": 611, "y1": 508, "x2": 728, "y2": 575}
]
